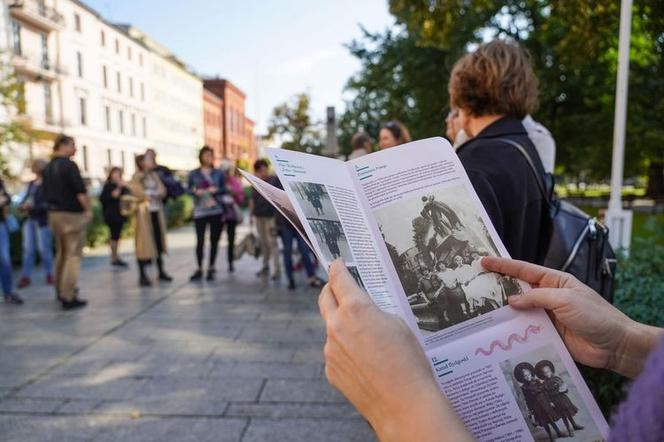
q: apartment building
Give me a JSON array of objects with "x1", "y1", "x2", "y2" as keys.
[
  {"x1": 203, "y1": 87, "x2": 223, "y2": 160},
  {"x1": 120, "y1": 25, "x2": 202, "y2": 171},
  {"x1": 203, "y1": 78, "x2": 256, "y2": 166}
]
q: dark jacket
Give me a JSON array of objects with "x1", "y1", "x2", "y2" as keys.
[
  {"x1": 457, "y1": 116, "x2": 548, "y2": 263},
  {"x1": 100, "y1": 182, "x2": 129, "y2": 226},
  {"x1": 21, "y1": 181, "x2": 49, "y2": 226}
]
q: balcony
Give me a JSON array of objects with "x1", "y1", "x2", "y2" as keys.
[
  {"x1": 9, "y1": 0, "x2": 64, "y2": 32},
  {"x1": 12, "y1": 50, "x2": 63, "y2": 81}
]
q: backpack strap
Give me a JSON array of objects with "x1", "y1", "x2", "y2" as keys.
[{"x1": 495, "y1": 138, "x2": 551, "y2": 205}]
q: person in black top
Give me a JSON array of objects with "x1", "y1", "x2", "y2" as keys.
[
  {"x1": 249, "y1": 159, "x2": 281, "y2": 279},
  {"x1": 448, "y1": 40, "x2": 548, "y2": 263},
  {"x1": 17, "y1": 159, "x2": 54, "y2": 289},
  {"x1": 100, "y1": 167, "x2": 130, "y2": 267},
  {"x1": 42, "y1": 134, "x2": 91, "y2": 310}
]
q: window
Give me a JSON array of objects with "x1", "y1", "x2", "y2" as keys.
[
  {"x1": 140, "y1": 82, "x2": 145, "y2": 101},
  {"x1": 79, "y1": 97, "x2": 87, "y2": 125},
  {"x1": 74, "y1": 13, "x2": 81, "y2": 32},
  {"x1": 127, "y1": 46, "x2": 132, "y2": 61},
  {"x1": 37, "y1": 0, "x2": 46, "y2": 15},
  {"x1": 116, "y1": 71, "x2": 121, "y2": 93},
  {"x1": 82, "y1": 145, "x2": 89, "y2": 171},
  {"x1": 106, "y1": 149, "x2": 112, "y2": 166},
  {"x1": 131, "y1": 113, "x2": 136, "y2": 136},
  {"x1": 100, "y1": 30, "x2": 105, "y2": 46},
  {"x1": 115, "y1": 39, "x2": 119, "y2": 54},
  {"x1": 76, "y1": 51, "x2": 83, "y2": 77},
  {"x1": 102, "y1": 65, "x2": 108, "y2": 88},
  {"x1": 129, "y1": 77, "x2": 133, "y2": 97},
  {"x1": 104, "y1": 105, "x2": 111, "y2": 131},
  {"x1": 40, "y1": 33, "x2": 49, "y2": 69},
  {"x1": 142, "y1": 116, "x2": 147, "y2": 137},
  {"x1": 11, "y1": 21, "x2": 21, "y2": 55},
  {"x1": 118, "y1": 110, "x2": 124, "y2": 134},
  {"x1": 43, "y1": 84, "x2": 52, "y2": 123}
]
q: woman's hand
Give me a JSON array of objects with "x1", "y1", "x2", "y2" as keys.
[
  {"x1": 319, "y1": 261, "x2": 473, "y2": 442},
  {"x1": 482, "y1": 256, "x2": 663, "y2": 378}
]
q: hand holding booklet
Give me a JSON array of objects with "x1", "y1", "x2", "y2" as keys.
[{"x1": 242, "y1": 138, "x2": 609, "y2": 442}]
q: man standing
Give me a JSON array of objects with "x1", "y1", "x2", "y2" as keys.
[
  {"x1": 42, "y1": 135, "x2": 90, "y2": 310},
  {"x1": 249, "y1": 160, "x2": 281, "y2": 280}
]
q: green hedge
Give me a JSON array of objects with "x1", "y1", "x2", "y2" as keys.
[{"x1": 581, "y1": 216, "x2": 664, "y2": 418}]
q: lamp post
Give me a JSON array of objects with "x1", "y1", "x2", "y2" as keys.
[{"x1": 605, "y1": 0, "x2": 633, "y2": 253}]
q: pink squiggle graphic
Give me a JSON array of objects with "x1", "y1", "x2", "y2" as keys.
[{"x1": 474, "y1": 324, "x2": 542, "y2": 356}]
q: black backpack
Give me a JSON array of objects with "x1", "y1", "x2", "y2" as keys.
[{"x1": 498, "y1": 138, "x2": 616, "y2": 302}]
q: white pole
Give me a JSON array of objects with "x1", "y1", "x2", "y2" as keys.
[{"x1": 606, "y1": 0, "x2": 633, "y2": 251}]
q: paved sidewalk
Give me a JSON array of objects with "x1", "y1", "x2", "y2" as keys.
[{"x1": 0, "y1": 226, "x2": 375, "y2": 441}]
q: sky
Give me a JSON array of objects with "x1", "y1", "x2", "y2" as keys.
[{"x1": 83, "y1": 0, "x2": 396, "y2": 134}]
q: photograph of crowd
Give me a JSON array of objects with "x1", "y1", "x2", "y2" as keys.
[
  {"x1": 374, "y1": 185, "x2": 523, "y2": 333},
  {"x1": 289, "y1": 182, "x2": 354, "y2": 264},
  {"x1": 500, "y1": 346, "x2": 603, "y2": 441},
  {"x1": 347, "y1": 266, "x2": 366, "y2": 290}
]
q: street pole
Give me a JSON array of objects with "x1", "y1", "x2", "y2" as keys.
[{"x1": 605, "y1": 0, "x2": 633, "y2": 253}]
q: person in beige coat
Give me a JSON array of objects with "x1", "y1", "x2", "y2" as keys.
[{"x1": 129, "y1": 154, "x2": 172, "y2": 286}]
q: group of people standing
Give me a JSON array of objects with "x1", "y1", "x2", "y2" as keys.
[{"x1": 0, "y1": 137, "x2": 246, "y2": 310}]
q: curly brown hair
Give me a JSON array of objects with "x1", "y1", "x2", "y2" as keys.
[{"x1": 448, "y1": 40, "x2": 538, "y2": 119}]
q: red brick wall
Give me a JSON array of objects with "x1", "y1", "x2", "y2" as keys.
[{"x1": 203, "y1": 89, "x2": 223, "y2": 161}]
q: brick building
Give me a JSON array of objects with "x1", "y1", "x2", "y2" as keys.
[
  {"x1": 203, "y1": 78, "x2": 256, "y2": 167},
  {"x1": 203, "y1": 88, "x2": 223, "y2": 160}
]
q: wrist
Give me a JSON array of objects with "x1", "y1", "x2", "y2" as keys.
[{"x1": 613, "y1": 319, "x2": 664, "y2": 378}]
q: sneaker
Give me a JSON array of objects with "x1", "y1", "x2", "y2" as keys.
[
  {"x1": 61, "y1": 298, "x2": 87, "y2": 310},
  {"x1": 206, "y1": 268, "x2": 216, "y2": 281},
  {"x1": 4, "y1": 293, "x2": 24, "y2": 305},
  {"x1": 271, "y1": 272, "x2": 281, "y2": 281},
  {"x1": 112, "y1": 259, "x2": 128, "y2": 267},
  {"x1": 46, "y1": 274, "x2": 54, "y2": 285},
  {"x1": 189, "y1": 270, "x2": 203, "y2": 281},
  {"x1": 158, "y1": 273, "x2": 173, "y2": 282},
  {"x1": 17, "y1": 277, "x2": 30, "y2": 289},
  {"x1": 228, "y1": 263, "x2": 235, "y2": 273},
  {"x1": 287, "y1": 279, "x2": 296, "y2": 290},
  {"x1": 308, "y1": 277, "x2": 324, "y2": 288},
  {"x1": 139, "y1": 275, "x2": 152, "y2": 287},
  {"x1": 255, "y1": 267, "x2": 269, "y2": 277}
]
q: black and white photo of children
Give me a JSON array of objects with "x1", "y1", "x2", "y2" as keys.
[
  {"x1": 500, "y1": 346, "x2": 603, "y2": 442},
  {"x1": 375, "y1": 185, "x2": 523, "y2": 334},
  {"x1": 289, "y1": 182, "x2": 354, "y2": 264}
]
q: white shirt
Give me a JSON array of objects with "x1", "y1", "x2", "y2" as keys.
[{"x1": 522, "y1": 115, "x2": 556, "y2": 173}]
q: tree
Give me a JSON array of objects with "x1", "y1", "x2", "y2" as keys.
[
  {"x1": 267, "y1": 93, "x2": 323, "y2": 154},
  {"x1": 338, "y1": 28, "x2": 456, "y2": 157},
  {"x1": 0, "y1": 53, "x2": 31, "y2": 178},
  {"x1": 386, "y1": 0, "x2": 664, "y2": 193}
]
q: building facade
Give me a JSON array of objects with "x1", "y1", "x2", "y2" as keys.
[
  {"x1": 121, "y1": 25, "x2": 202, "y2": 172},
  {"x1": 203, "y1": 79, "x2": 255, "y2": 166},
  {"x1": 203, "y1": 87, "x2": 223, "y2": 160}
]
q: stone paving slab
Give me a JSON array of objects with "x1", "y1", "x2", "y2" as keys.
[{"x1": 0, "y1": 226, "x2": 375, "y2": 441}]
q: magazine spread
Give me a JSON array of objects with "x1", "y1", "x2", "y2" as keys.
[{"x1": 248, "y1": 138, "x2": 609, "y2": 442}]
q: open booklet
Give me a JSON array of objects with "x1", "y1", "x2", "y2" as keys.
[{"x1": 242, "y1": 138, "x2": 609, "y2": 442}]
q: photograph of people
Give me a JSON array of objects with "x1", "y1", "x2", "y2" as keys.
[
  {"x1": 308, "y1": 219, "x2": 353, "y2": 264},
  {"x1": 501, "y1": 346, "x2": 602, "y2": 441},
  {"x1": 289, "y1": 182, "x2": 335, "y2": 219},
  {"x1": 375, "y1": 185, "x2": 521, "y2": 334}
]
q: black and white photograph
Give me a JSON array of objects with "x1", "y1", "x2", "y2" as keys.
[
  {"x1": 347, "y1": 266, "x2": 366, "y2": 290},
  {"x1": 500, "y1": 345, "x2": 603, "y2": 442},
  {"x1": 374, "y1": 185, "x2": 522, "y2": 334},
  {"x1": 289, "y1": 182, "x2": 354, "y2": 264}
]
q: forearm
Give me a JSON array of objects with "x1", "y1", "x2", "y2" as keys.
[
  {"x1": 77, "y1": 194, "x2": 91, "y2": 212},
  {"x1": 373, "y1": 388, "x2": 473, "y2": 442},
  {"x1": 613, "y1": 321, "x2": 664, "y2": 378}
]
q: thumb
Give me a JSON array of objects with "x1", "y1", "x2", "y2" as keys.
[
  {"x1": 328, "y1": 260, "x2": 366, "y2": 305},
  {"x1": 508, "y1": 288, "x2": 569, "y2": 312}
]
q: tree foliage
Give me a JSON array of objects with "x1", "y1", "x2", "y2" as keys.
[
  {"x1": 0, "y1": 53, "x2": 31, "y2": 177},
  {"x1": 341, "y1": 1, "x2": 664, "y2": 192},
  {"x1": 268, "y1": 93, "x2": 323, "y2": 154}
]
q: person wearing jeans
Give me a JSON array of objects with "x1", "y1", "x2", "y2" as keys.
[
  {"x1": 18, "y1": 159, "x2": 53, "y2": 288},
  {"x1": 187, "y1": 146, "x2": 225, "y2": 282},
  {"x1": 0, "y1": 179, "x2": 22, "y2": 305},
  {"x1": 277, "y1": 219, "x2": 323, "y2": 290},
  {"x1": 42, "y1": 135, "x2": 91, "y2": 310},
  {"x1": 219, "y1": 161, "x2": 244, "y2": 273}
]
